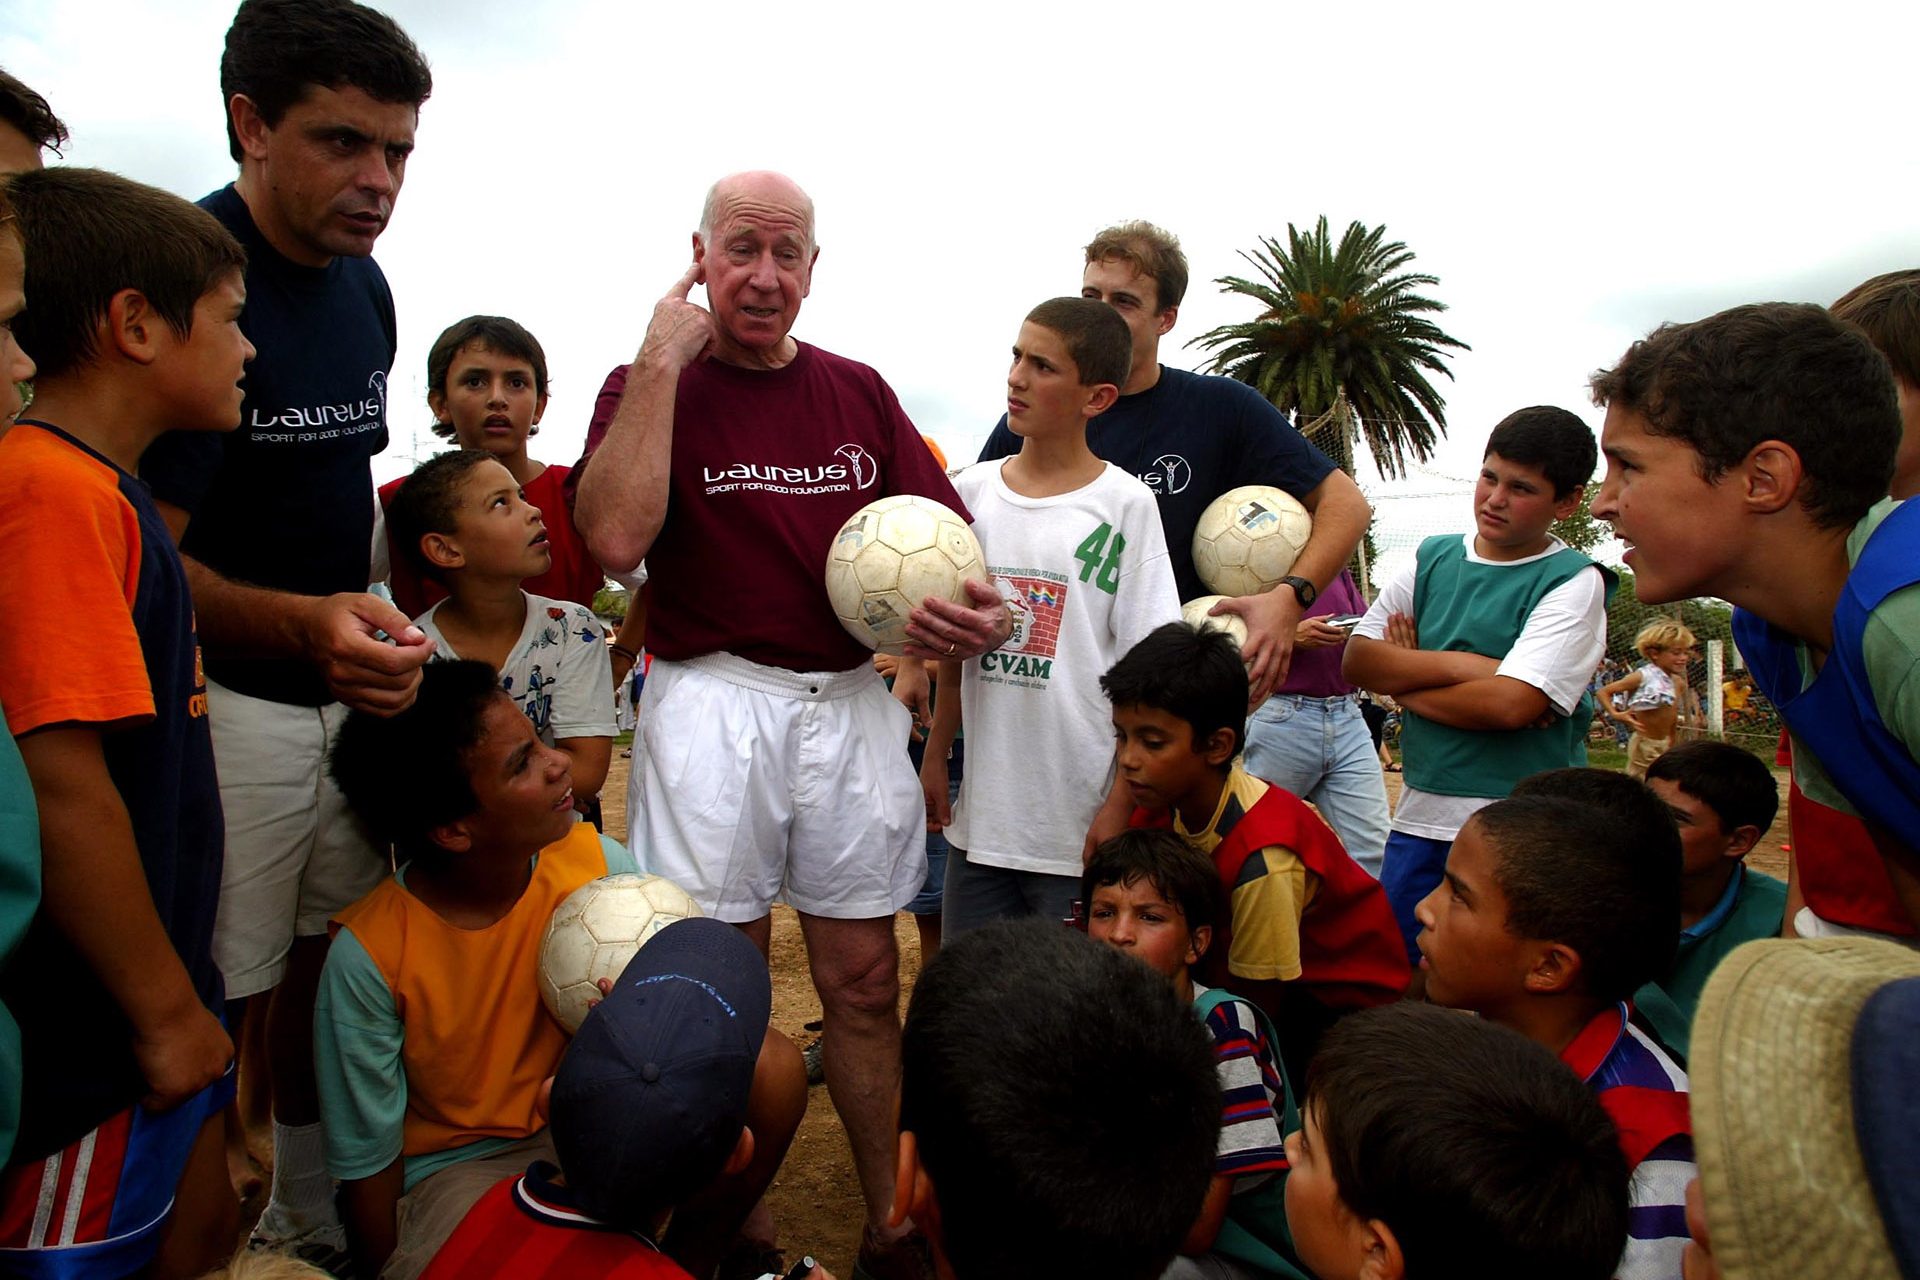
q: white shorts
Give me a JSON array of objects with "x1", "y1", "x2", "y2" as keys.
[
  {"x1": 630, "y1": 652, "x2": 923, "y2": 922},
  {"x1": 207, "y1": 680, "x2": 387, "y2": 999}
]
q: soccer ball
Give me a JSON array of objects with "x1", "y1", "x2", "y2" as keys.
[
  {"x1": 1191, "y1": 485, "x2": 1313, "y2": 598},
  {"x1": 1181, "y1": 596, "x2": 1250, "y2": 652},
  {"x1": 538, "y1": 873, "x2": 704, "y2": 1034},
  {"x1": 825, "y1": 495, "x2": 986, "y2": 655}
]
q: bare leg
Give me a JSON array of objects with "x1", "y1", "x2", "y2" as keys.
[
  {"x1": 225, "y1": 995, "x2": 267, "y2": 1198},
  {"x1": 152, "y1": 1114, "x2": 239, "y2": 1280},
  {"x1": 663, "y1": 1028, "x2": 807, "y2": 1277},
  {"x1": 268, "y1": 936, "x2": 329, "y2": 1126},
  {"x1": 734, "y1": 912, "x2": 774, "y2": 961},
  {"x1": 797, "y1": 912, "x2": 903, "y2": 1234}
]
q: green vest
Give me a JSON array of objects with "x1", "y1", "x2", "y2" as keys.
[
  {"x1": 1192, "y1": 988, "x2": 1311, "y2": 1280},
  {"x1": 1401, "y1": 535, "x2": 1614, "y2": 798},
  {"x1": 1635, "y1": 866, "x2": 1787, "y2": 1062}
]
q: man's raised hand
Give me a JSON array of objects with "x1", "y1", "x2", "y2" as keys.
[{"x1": 641, "y1": 261, "x2": 717, "y2": 371}]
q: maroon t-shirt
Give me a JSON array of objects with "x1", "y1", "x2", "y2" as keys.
[{"x1": 571, "y1": 345, "x2": 967, "y2": 673}]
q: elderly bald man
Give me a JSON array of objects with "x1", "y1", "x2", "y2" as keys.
[{"x1": 575, "y1": 171, "x2": 1005, "y2": 1277}]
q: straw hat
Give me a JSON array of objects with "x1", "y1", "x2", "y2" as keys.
[{"x1": 1690, "y1": 937, "x2": 1920, "y2": 1280}]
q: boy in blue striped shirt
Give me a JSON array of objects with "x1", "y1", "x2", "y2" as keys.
[{"x1": 1085, "y1": 829, "x2": 1305, "y2": 1280}]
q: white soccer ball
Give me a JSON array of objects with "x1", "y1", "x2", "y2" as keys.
[
  {"x1": 1191, "y1": 485, "x2": 1313, "y2": 598},
  {"x1": 1181, "y1": 596, "x2": 1250, "y2": 652},
  {"x1": 825, "y1": 495, "x2": 987, "y2": 655},
  {"x1": 538, "y1": 873, "x2": 704, "y2": 1034}
]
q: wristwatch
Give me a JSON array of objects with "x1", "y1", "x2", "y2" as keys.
[{"x1": 1279, "y1": 575, "x2": 1317, "y2": 608}]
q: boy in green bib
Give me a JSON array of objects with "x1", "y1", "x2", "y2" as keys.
[{"x1": 1344, "y1": 407, "x2": 1614, "y2": 965}]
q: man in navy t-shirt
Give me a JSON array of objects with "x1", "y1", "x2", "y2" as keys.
[
  {"x1": 137, "y1": 0, "x2": 434, "y2": 1259},
  {"x1": 976, "y1": 221, "x2": 1371, "y2": 703}
]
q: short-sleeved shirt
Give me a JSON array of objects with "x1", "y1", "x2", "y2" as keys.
[
  {"x1": 943, "y1": 461, "x2": 1179, "y2": 874},
  {"x1": 417, "y1": 594, "x2": 614, "y2": 745},
  {"x1": 570, "y1": 349, "x2": 968, "y2": 673},
  {"x1": 978, "y1": 365, "x2": 1337, "y2": 602},
  {"x1": 382, "y1": 463, "x2": 606, "y2": 617},
  {"x1": 420, "y1": 1162, "x2": 692, "y2": 1280},
  {"x1": 1635, "y1": 865, "x2": 1787, "y2": 1060},
  {"x1": 140, "y1": 184, "x2": 397, "y2": 707},
  {"x1": 1352, "y1": 534, "x2": 1608, "y2": 841},
  {"x1": 1559, "y1": 1002, "x2": 1695, "y2": 1280},
  {"x1": 316, "y1": 827, "x2": 636, "y2": 1189},
  {"x1": 1177, "y1": 767, "x2": 1314, "y2": 983},
  {"x1": 0, "y1": 422, "x2": 224, "y2": 1161}
]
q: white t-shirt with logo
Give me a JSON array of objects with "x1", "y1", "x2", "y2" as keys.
[
  {"x1": 417, "y1": 593, "x2": 616, "y2": 746},
  {"x1": 945, "y1": 461, "x2": 1180, "y2": 875}
]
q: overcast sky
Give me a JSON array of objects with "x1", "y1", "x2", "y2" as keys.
[{"x1": 7, "y1": 0, "x2": 1916, "y2": 541}]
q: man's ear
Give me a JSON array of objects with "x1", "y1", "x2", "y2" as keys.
[
  {"x1": 1187, "y1": 923, "x2": 1213, "y2": 966},
  {"x1": 1357, "y1": 1216, "x2": 1406, "y2": 1280},
  {"x1": 1155, "y1": 305, "x2": 1179, "y2": 338},
  {"x1": 1083, "y1": 383, "x2": 1119, "y2": 418},
  {"x1": 1725, "y1": 823, "x2": 1762, "y2": 860},
  {"x1": 1522, "y1": 940, "x2": 1582, "y2": 996},
  {"x1": 1740, "y1": 441, "x2": 1806, "y2": 516},
  {"x1": 1201, "y1": 727, "x2": 1238, "y2": 767},
  {"x1": 228, "y1": 93, "x2": 274, "y2": 164},
  {"x1": 420, "y1": 531, "x2": 463, "y2": 574},
  {"x1": 105, "y1": 289, "x2": 162, "y2": 364},
  {"x1": 689, "y1": 233, "x2": 707, "y2": 285}
]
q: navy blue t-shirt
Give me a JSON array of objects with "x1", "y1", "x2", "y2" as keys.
[
  {"x1": 979, "y1": 365, "x2": 1337, "y2": 602},
  {"x1": 0, "y1": 423, "x2": 224, "y2": 1161},
  {"x1": 140, "y1": 184, "x2": 396, "y2": 706}
]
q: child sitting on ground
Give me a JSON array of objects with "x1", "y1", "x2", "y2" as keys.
[
  {"x1": 387, "y1": 449, "x2": 616, "y2": 815},
  {"x1": 1597, "y1": 620, "x2": 1697, "y2": 778},
  {"x1": 1083, "y1": 829, "x2": 1305, "y2": 1280},
  {"x1": 1284, "y1": 1003, "x2": 1629, "y2": 1280},
  {"x1": 0, "y1": 167, "x2": 248, "y2": 1280},
  {"x1": 1413, "y1": 791, "x2": 1690, "y2": 1280},
  {"x1": 321, "y1": 660, "x2": 632, "y2": 1276},
  {"x1": 1588, "y1": 302, "x2": 1918, "y2": 940},
  {"x1": 892, "y1": 919, "x2": 1221, "y2": 1280},
  {"x1": 421, "y1": 918, "x2": 807, "y2": 1280},
  {"x1": 1636, "y1": 743, "x2": 1785, "y2": 1058},
  {"x1": 379, "y1": 316, "x2": 647, "y2": 687},
  {"x1": 1342, "y1": 406, "x2": 1614, "y2": 962},
  {"x1": 923, "y1": 297, "x2": 1178, "y2": 934},
  {"x1": 1103, "y1": 622, "x2": 1409, "y2": 1084}
]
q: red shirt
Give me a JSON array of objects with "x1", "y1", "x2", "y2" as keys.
[
  {"x1": 420, "y1": 1163, "x2": 691, "y2": 1280},
  {"x1": 381, "y1": 462, "x2": 606, "y2": 618},
  {"x1": 570, "y1": 349, "x2": 967, "y2": 673}
]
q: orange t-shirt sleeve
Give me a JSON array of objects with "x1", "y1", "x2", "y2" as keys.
[{"x1": 0, "y1": 430, "x2": 156, "y2": 735}]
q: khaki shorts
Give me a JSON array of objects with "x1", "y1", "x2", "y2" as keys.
[
  {"x1": 208, "y1": 680, "x2": 387, "y2": 998},
  {"x1": 381, "y1": 1131, "x2": 558, "y2": 1280},
  {"x1": 629, "y1": 653, "x2": 924, "y2": 922},
  {"x1": 1625, "y1": 732, "x2": 1672, "y2": 779}
]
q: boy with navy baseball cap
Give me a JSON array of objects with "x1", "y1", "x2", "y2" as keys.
[{"x1": 420, "y1": 918, "x2": 810, "y2": 1279}]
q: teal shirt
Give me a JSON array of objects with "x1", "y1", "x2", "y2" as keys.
[
  {"x1": 1400, "y1": 535, "x2": 1614, "y2": 797},
  {"x1": 316, "y1": 832, "x2": 637, "y2": 1189},
  {"x1": 1635, "y1": 865, "x2": 1787, "y2": 1060},
  {"x1": 0, "y1": 708, "x2": 41, "y2": 1167}
]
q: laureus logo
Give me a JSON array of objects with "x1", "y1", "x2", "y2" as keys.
[{"x1": 836, "y1": 444, "x2": 879, "y2": 490}]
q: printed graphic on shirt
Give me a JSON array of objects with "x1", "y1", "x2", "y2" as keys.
[
  {"x1": 1072, "y1": 521, "x2": 1128, "y2": 595},
  {"x1": 983, "y1": 571, "x2": 1067, "y2": 689},
  {"x1": 248, "y1": 370, "x2": 389, "y2": 445},
  {"x1": 701, "y1": 443, "x2": 882, "y2": 498},
  {"x1": 501, "y1": 606, "x2": 602, "y2": 736},
  {"x1": 1144, "y1": 454, "x2": 1191, "y2": 495}
]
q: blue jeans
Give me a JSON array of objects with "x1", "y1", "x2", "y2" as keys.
[
  {"x1": 1243, "y1": 693, "x2": 1391, "y2": 877},
  {"x1": 1380, "y1": 830, "x2": 1453, "y2": 963}
]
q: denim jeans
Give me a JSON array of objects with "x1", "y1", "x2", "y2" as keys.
[{"x1": 1243, "y1": 693, "x2": 1391, "y2": 878}]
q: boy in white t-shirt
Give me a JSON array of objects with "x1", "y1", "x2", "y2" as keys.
[
  {"x1": 1342, "y1": 407, "x2": 1613, "y2": 967},
  {"x1": 387, "y1": 450, "x2": 616, "y2": 817},
  {"x1": 921, "y1": 298, "x2": 1179, "y2": 934}
]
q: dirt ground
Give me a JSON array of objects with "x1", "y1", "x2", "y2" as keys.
[{"x1": 595, "y1": 753, "x2": 1796, "y2": 1275}]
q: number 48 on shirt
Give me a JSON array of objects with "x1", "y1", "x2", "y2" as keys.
[{"x1": 1075, "y1": 522, "x2": 1126, "y2": 595}]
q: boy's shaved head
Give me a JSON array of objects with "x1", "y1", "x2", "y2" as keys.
[{"x1": 1590, "y1": 302, "x2": 1899, "y2": 528}]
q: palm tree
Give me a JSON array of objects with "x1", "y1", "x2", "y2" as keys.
[{"x1": 1189, "y1": 217, "x2": 1468, "y2": 479}]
